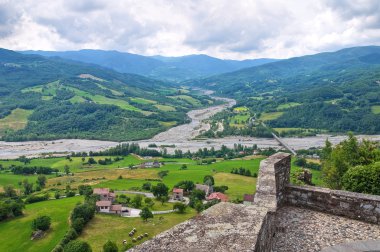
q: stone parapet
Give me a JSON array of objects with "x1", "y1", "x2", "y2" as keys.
[{"x1": 286, "y1": 185, "x2": 380, "y2": 224}]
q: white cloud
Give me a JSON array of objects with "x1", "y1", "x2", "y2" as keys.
[{"x1": 0, "y1": 0, "x2": 379, "y2": 59}]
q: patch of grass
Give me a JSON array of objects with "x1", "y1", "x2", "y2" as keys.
[
  {"x1": 277, "y1": 102, "x2": 301, "y2": 110},
  {"x1": 130, "y1": 98, "x2": 156, "y2": 105},
  {"x1": 260, "y1": 112, "x2": 284, "y2": 121},
  {"x1": 0, "y1": 108, "x2": 33, "y2": 136},
  {"x1": 0, "y1": 196, "x2": 83, "y2": 252},
  {"x1": 371, "y1": 105, "x2": 380, "y2": 114},
  {"x1": 80, "y1": 209, "x2": 196, "y2": 251},
  {"x1": 159, "y1": 121, "x2": 177, "y2": 127},
  {"x1": 69, "y1": 95, "x2": 87, "y2": 103},
  {"x1": 233, "y1": 106, "x2": 249, "y2": 112},
  {"x1": 213, "y1": 173, "x2": 256, "y2": 200},
  {"x1": 169, "y1": 95, "x2": 201, "y2": 106},
  {"x1": 0, "y1": 173, "x2": 40, "y2": 190},
  {"x1": 154, "y1": 104, "x2": 176, "y2": 112}
]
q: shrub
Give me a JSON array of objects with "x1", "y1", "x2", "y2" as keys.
[
  {"x1": 103, "y1": 240, "x2": 118, "y2": 252},
  {"x1": 139, "y1": 207, "x2": 153, "y2": 222},
  {"x1": 25, "y1": 194, "x2": 49, "y2": 204},
  {"x1": 64, "y1": 240, "x2": 92, "y2": 252},
  {"x1": 142, "y1": 182, "x2": 151, "y2": 191},
  {"x1": 31, "y1": 215, "x2": 51, "y2": 231},
  {"x1": 55, "y1": 191, "x2": 61, "y2": 199},
  {"x1": 51, "y1": 245, "x2": 64, "y2": 252},
  {"x1": 342, "y1": 162, "x2": 380, "y2": 195},
  {"x1": 173, "y1": 202, "x2": 187, "y2": 213},
  {"x1": 66, "y1": 191, "x2": 76, "y2": 197},
  {"x1": 72, "y1": 217, "x2": 85, "y2": 234},
  {"x1": 60, "y1": 228, "x2": 78, "y2": 245}
]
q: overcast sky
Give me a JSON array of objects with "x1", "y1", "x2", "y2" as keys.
[{"x1": 0, "y1": 0, "x2": 380, "y2": 59}]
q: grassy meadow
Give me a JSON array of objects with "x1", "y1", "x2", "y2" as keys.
[{"x1": 0, "y1": 197, "x2": 83, "y2": 252}]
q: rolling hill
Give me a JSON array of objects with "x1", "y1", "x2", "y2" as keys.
[
  {"x1": 0, "y1": 48, "x2": 214, "y2": 141},
  {"x1": 21, "y1": 50, "x2": 278, "y2": 82},
  {"x1": 190, "y1": 46, "x2": 380, "y2": 135}
]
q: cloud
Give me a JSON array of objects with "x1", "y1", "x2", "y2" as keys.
[{"x1": 0, "y1": 0, "x2": 379, "y2": 59}]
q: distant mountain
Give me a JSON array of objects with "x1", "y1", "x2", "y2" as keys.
[
  {"x1": 0, "y1": 48, "x2": 214, "y2": 141},
  {"x1": 20, "y1": 50, "x2": 278, "y2": 82},
  {"x1": 190, "y1": 46, "x2": 380, "y2": 135}
]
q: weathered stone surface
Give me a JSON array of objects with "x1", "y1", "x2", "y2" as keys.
[
  {"x1": 129, "y1": 203, "x2": 269, "y2": 252},
  {"x1": 273, "y1": 206, "x2": 380, "y2": 252},
  {"x1": 285, "y1": 185, "x2": 380, "y2": 224}
]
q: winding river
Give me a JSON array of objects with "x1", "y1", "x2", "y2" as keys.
[{"x1": 1, "y1": 91, "x2": 380, "y2": 159}]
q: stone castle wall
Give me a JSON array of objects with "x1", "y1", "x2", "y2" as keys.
[{"x1": 286, "y1": 185, "x2": 380, "y2": 224}]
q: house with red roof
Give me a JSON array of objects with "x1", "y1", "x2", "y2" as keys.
[
  {"x1": 93, "y1": 188, "x2": 115, "y2": 201},
  {"x1": 94, "y1": 188, "x2": 124, "y2": 215},
  {"x1": 207, "y1": 192, "x2": 228, "y2": 202},
  {"x1": 172, "y1": 188, "x2": 184, "y2": 201}
]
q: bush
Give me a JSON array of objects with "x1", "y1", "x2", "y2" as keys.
[
  {"x1": 25, "y1": 194, "x2": 49, "y2": 204},
  {"x1": 342, "y1": 162, "x2": 380, "y2": 195},
  {"x1": 51, "y1": 245, "x2": 64, "y2": 252},
  {"x1": 60, "y1": 228, "x2": 78, "y2": 245},
  {"x1": 55, "y1": 191, "x2": 60, "y2": 199},
  {"x1": 71, "y1": 203, "x2": 95, "y2": 223},
  {"x1": 72, "y1": 217, "x2": 85, "y2": 234},
  {"x1": 65, "y1": 240, "x2": 92, "y2": 252},
  {"x1": 142, "y1": 182, "x2": 151, "y2": 191},
  {"x1": 66, "y1": 191, "x2": 76, "y2": 197},
  {"x1": 103, "y1": 240, "x2": 118, "y2": 252},
  {"x1": 173, "y1": 202, "x2": 187, "y2": 213},
  {"x1": 31, "y1": 215, "x2": 51, "y2": 231}
]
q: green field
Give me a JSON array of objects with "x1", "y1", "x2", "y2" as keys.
[
  {"x1": 169, "y1": 95, "x2": 201, "y2": 106},
  {"x1": 80, "y1": 210, "x2": 196, "y2": 251},
  {"x1": 154, "y1": 104, "x2": 176, "y2": 112},
  {"x1": 277, "y1": 102, "x2": 301, "y2": 110},
  {"x1": 260, "y1": 112, "x2": 284, "y2": 121},
  {"x1": 130, "y1": 98, "x2": 156, "y2": 104},
  {"x1": 0, "y1": 108, "x2": 33, "y2": 136},
  {"x1": 371, "y1": 105, "x2": 380, "y2": 114},
  {"x1": 0, "y1": 197, "x2": 83, "y2": 252}
]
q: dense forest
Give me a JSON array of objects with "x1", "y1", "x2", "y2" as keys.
[
  {"x1": 190, "y1": 46, "x2": 380, "y2": 135},
  {"x1": 0, "y1": 49, "x2": 215, "y2": 141}
]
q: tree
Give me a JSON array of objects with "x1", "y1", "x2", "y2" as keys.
[
  {"x1": 203, "y1": 175, "x2": 214, "y2": 186},
  {"x1": 3, "y1": 185, "x2": 16, "y2": 198},
  {"x1": 55, "y1": 191, "x2": 60, "y2": 199},
  {"x1": 103, "y1": 240, "x2": 118, "y2": 252},
  {"x1": 144, "y1": 198, "x2": 154, "y2": 208},
  {"x1": 342, "y1": 162, "x2": 380, "y2": 195},
  {"x1": 151, "y1": 183, "x2": 169, "y2": 198},
  {"x1": 22, "y1": 179, "x2": 33, "y2": 195},
  {"x1": 131, "y1": 195, "x2": 142, "y2": 208},
  {"x1": 173, "y1": 202, "x2": 187, "y2": 213},
  {"x1": 180, "y1": 164, "x2": 187, "y2": 170},
  {"x1": 64, "y1": 240, "x2": 92, "y2": 252},
  {"x1": 88, "y1": 158, "x2": 97, "y2": 165},
  {"x1": 139, "y1": 207, "x2": 153, "y2": 222},
  {"x1": 174, "y1": 180, "x2": 195, "y2": 193},
  {"x1": 31, "y1": 215, "x2": 51, "y2": 231},
  {"x1": 72, "y1": 217, "x2": 85, "y2": 234},
  {"x1": 78, "y1": 185, "x2": 93, "y2": 196},
  {"x1": 36, "y1": 175, "x2": 47, "y2": 188},
  {"x1": 159, "y1": 195, "x2": 169, "y2": 205},
  {"x1": 64, "y1": 165, "x2": 70, "y2": 175},
  {"x1": 195, "y1": 202, "x2": 204, "y2": 213},
  {"x1": 142, "y1": 182, "x2": 151, "y2": 191}
]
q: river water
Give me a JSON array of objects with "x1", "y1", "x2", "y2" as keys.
[{"x1": 1, "y1": 91, "x2": 380, "y2": 159}]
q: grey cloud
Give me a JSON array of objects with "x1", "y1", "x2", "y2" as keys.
[{"x1": 0, "y1": 2, "x2": 22, "y2": 37}]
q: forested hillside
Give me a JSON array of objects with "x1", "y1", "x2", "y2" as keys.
[
  {"x1": 0, "y1": 49, "x2": 214, "y2": 141},
  {"x1": 21, "y1": 50, "x2": 278, "y2": 82},
  {"x1": 191, "y1": 46, "x2": 380, "y2": 136}
]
